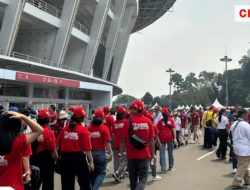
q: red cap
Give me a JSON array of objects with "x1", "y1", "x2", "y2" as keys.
[
  {"x1": 72, "y1": 107, "x2": 86, "y2": 118},
  {"x1": 130, "y1": 100, "x2": 144, "y2": 111},
  {"x1": 162, "y1": 107, "x2": 169, "y2": 114},
  {"x1": 154, "y1": 105, "x2": 162, "y2": 111},
  {"x1": 38, "y1": 109, "x2": 50, "y2": 119},
  {"x1": 116, "y1": 106, "x2": 126, "y2": 114},
  {"x1": 209, "y1": 105, "x2": 215, "y2": 111},
  {"x1": 142, "y1": 109, "x2": 149, "y2": 116},
  {"x1": 125, "y1": 110, "x2": 130, "y2": 117},
  {"x1": 94, "y1": 109, "x2": 105, "y2": 120},
  {"x1": 103, "y1": 106, "x2": 110, "y2": 113},
  {"x1": 68, "y1": 106, "x2": 76, "y2": 111},
  {"x1": 214, "y1": 108, "x2": 219, "y2": 113}
]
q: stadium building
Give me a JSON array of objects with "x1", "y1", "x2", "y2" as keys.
[{"x1": 0, "y1": 0, "x2": 175, "y2": 113}]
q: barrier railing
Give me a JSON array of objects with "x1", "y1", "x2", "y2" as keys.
[
  {"x1": 26, "y1": 0, "x2": 62, "y2": 18},
  {"x1": 61, "y1": 65, "x2": 81, "y2": 72},
  {"x1": 74, "y1": 20, "x2": 90, "y2": 35},
  {"x1": 10, "y1": 51, "x2": 56, "y2": 65}
]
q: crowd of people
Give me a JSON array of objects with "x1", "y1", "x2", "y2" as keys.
[{"x1": 0, "y1": 101, "x2": 250, "y2": 190}]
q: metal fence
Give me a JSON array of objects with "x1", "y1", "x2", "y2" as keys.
[
  {"x1": 10, "y1": 51, "x2": 56, "y2": 65},
  {"x1": 26, "y1": 0, "x2": 62, "y2": 18},
  {"x1": 74, "y1": 20, "x2": 90, "y2": 35}
]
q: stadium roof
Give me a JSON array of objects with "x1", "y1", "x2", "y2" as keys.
[{"x1": 132, "y1": 0, "x2": 176, "y2": 33}]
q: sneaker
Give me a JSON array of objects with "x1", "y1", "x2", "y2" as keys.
[
  {"x1": 167, "y1": 167, "x2": 175, "y2": 172},
  {"x1": 232, "y1": 168, "x2": 237, "y2": 174},
  {"x1": 152, "y1": 175, "x2": 162, "y2": 182},
  {"x1": 161, "y1": 170, "x2": 166, "y2": 174},
  {"x1": 112, "y1": 173, "x2": 122, "y2": 183}
]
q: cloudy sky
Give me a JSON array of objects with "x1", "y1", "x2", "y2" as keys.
[{"x1": 117, "y1": 0, "x2": 250, "y2": 99}]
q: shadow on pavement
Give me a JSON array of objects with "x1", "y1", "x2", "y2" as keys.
[
  {"x1": 223, "y1": 173, "x2": 234, "y2": 178},
  {"x1": 101, "y1": 181, "x2": 118, "y2": 187}
]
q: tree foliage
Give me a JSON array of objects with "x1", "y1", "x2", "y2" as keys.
[
  {"x1": 113, "y1": 94, "x2": 137, "y2": 107},
  {"x1": 141, "y1": 92, "x2": 153, "y2": 107}
]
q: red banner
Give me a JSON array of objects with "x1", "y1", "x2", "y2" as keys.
[{"x1": 16, "y1": 71, "x2": 80, "y2": 88}]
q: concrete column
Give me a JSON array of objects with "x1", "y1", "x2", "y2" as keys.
[
  {"x1": 65, "y1": 87, "x2": 69, "y2": 105},
  {"x1": 0, "y1": 0, "x2": 25, "y2": 55},
  {"x1": 81, "y1": 0, "x2": 111, "y2": 75},
  {"x1": 110, "y1": 6, "x2": 134, "y2": 83},
  {"x1": 102, "y1": 0, "x2": 127, "y2": 79},
  {"x1": 28, "y1": 83, "x2": 34, "y2": 105},
  {"x1": 51, "y1": 0, "x2": 80, "y2": 67}
]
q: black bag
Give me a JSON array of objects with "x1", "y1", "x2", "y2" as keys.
[
  {"x1": 129, "y1": 118, "x2": 147, "y2": 150},
  {"x1": 30, "y1": 165, "x2": 40, "y2": 185},
  {"x1": 206, "y1": 119, "x2": 213, "y2": 128}
]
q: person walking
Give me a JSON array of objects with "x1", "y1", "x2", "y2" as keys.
[
  {"x1": 191, "y1": 107, "x2": 200, "y2": 144},
  {"x1": 231, "y1": 108, "x2": 250, "y2": 189},
  {"x1": 88, "y1": 109, "x2": 113, "y2": 190},
  {"x1": 157, "y1": 107, "x2": 176, "y2": 173},
  {"x1": 30, "y1": 109, "x2": 58, "y2": 190},
  {"x1": 57, "y1": 107, "x2": 93, "y2": 190},
  {"x1": 120, "y1": 100, "x2": 155, "y2": 190},
  {"x1": 216, "y1": 109, "x2": 230, "y2": 160},
  {"x1": 173, "y1": 111, "x2": 182, "y2": 148}
]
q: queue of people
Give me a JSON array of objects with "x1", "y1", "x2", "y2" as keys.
[{"x1": 0, "y1": 102, "x2": 250, "y2": 190}]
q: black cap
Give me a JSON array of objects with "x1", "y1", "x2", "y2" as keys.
[{"x1": 238, "y1": 108, "x2": 248, "y2": 118}]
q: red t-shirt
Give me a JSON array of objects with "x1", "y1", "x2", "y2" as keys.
[
  {"x1": 0, "y1": 134, "x2": 28, "y2": 190},
  {"x1": 104, "y1": 115, "x2": 115, "y2": 135},
  {"x1": 88, "y1": 124, "x2": 111, "y2": 151},
  {"x1": 181, "y1": 113, "x2": 187, "y2": 128},
  {"x1": 126, "y1": 114, "x2": 155, "y2": 159},
  {"x1": 113, "y1": 119, "x2": 129, "y2": 149},
  {"x1": 36, "y1": 126, "x2": 56, "y2": 153},
  {"x1": 50, "y1": 111, "x2": 58, "y2": 129},
  {"x1": 157, "y1": 118, "x2": 175, "y2": 143},
  {"x1": 58, "y1": 124, "x2": 92, "y2": 152},
  {"x1": 191, "y1": 112, "x2": 200, "y2": 126}
]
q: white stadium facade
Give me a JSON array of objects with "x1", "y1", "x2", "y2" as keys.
[{"x1": 0, "y1": 0, "x2": 176, "y2": 113}]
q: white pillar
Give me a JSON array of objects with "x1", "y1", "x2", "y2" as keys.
[
  {"x1": 81, "y1": 0, "x2": 111, "y2": 75},
  {"x1": 51, "y1": 0, "x2": 80, "y2": 67},
  {"x1": 110, "y1": 6, "x2": 135, "y2": 83},
  {"x1": 102, "y1": 0, "x2": 127, "y2": 79},
  {"x1": 28, "y1": 83, "x2": 34, "y2": 105},
  {"x1": 0, "y1": 0, "x2": 25, "y2": 55}
]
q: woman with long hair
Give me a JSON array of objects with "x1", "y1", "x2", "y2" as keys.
[
  {"x1": 216, "y1": 108, "x2": 230, "y2": 160},
  {"x1": 57, "y1": 107, "x2": 94, "y2": 190},
  {"x1": 0, "y1": 111, "x2": 43, "y2": 190}
]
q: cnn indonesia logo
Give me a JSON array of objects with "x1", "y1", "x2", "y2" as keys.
[{"x1": 235, "y1": 6, "x2": 250, "y2": 22}]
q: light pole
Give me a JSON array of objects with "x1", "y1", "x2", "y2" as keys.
[
  {"x1": 220, "y1": 56, "x2": 232, "y2": 107},
  {"x1": 166, "y1": 68, "x2": 175, "y2": 111}
]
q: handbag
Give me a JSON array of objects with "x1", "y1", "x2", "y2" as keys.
[{"x1": 129, "y1": 117, "x2": 147, "y2": 150}]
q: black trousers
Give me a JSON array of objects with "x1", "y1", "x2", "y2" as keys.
[
  {"x1": 217, "y1": 129, "x2": 228, "y2": 158},
  {"x1": 204, "y1": 128, "x2": 213, "y2": 148},
  {"x1": 30, "y1": 151, "x2": 55, "y2": 190},
  {"x1": 61, "y1": 152, "x2": 91, "y2": 190},
  {"x1": 128, "y1": 159, "x2": 149, "y2": 190}
]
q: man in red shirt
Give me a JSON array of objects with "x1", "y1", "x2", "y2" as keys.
[
  {"x1": 191, "y1": 107, "x2": 200, "y2": 144},
  {"x1": 112, "y1": 106, "x2": 129, "y2": 182},
  {"x1": 180, "y1": 109, "x2": 188, "y2": 145},
  {"x1": 157, "y1": 107, "x2": 176, "y2": 173},
  {"x1": 120, "y1": 100, "x2": 155, "y2": 190},
  {"x1": 48, "y1": 105, "x2": 58, "y2": 131}
]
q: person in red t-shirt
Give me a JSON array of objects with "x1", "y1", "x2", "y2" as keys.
[
  {"x1": 157, "y1": 107, "x2": 176, "y2": 173},
  {"x1": 57, "y1": 107, "x2": 93, "y2": 190},
  {"x1": 120, "y1": 100, "x2": 155, "y2": 190},
  {"x1": 30, "y1": 109, "x2": 58, "y2": 190},
  {"x1": 48, "y1": 105, "x2": 58, "y2": 131},
  {"x1": 54, "y1": 110, "x2": 69, "y2": 138},
  {"x1": 0, "y1": 111, "x2": 43, "y2": 190},
  {"x1": 112, "y1": 106, "x2": 129, "y2": 182},
  {"x1": 190, "y1": 107, "x2": 200, "y2": 144},
  {"x1": 180, "y1": 110, "x2": 189, "y2": 145},
  {"x1": 88, "y1": 109, "x2": 112, "y2": 190}
]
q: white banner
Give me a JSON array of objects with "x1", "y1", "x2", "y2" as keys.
[{"x1": 235, "y1": 5, "x2": 250, "y2": 22}]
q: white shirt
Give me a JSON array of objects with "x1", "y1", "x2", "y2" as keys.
[
  {"x1": 216, "y1": 115, "x2": 229, "y2": 129},
  {"x1": 174, "y1": 116, "x2": 181, "y2": 131},
  {"x1": 231, "y1": 119, "x2": 250, "y2": 156},
  {"x1": 153, "y1": 112, "x2": 163, "y2": 125}
]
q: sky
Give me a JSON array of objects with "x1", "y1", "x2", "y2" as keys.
[{"x1": 117, "y1": 0, "x2": 250, "y2": 99}]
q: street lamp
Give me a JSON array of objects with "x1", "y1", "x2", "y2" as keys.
[
  {"x1": 166, "y1": 68, "x2": 175, "y2": 111},
  {"x1": 220, "y1": 56, "x2": 232, "y2": 107}
]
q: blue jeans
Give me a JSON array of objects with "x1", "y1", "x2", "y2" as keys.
[
  {"x1": 159, "y1": 142, "x2": 174, "y2": 171},
  {"x1": 91, "y1": 150, "x2": 107, "y2": 190}
]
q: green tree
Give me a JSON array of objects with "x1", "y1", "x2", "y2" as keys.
[
  {"x1": 152, "y1": 96, "x2": 161, "y2": 105},
  {"x1": 142, "y1": 92, "x2": 153, "y2": 107},
  {"x1": 113, "y1": 94, "x2": 137, "y2": 107}
]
